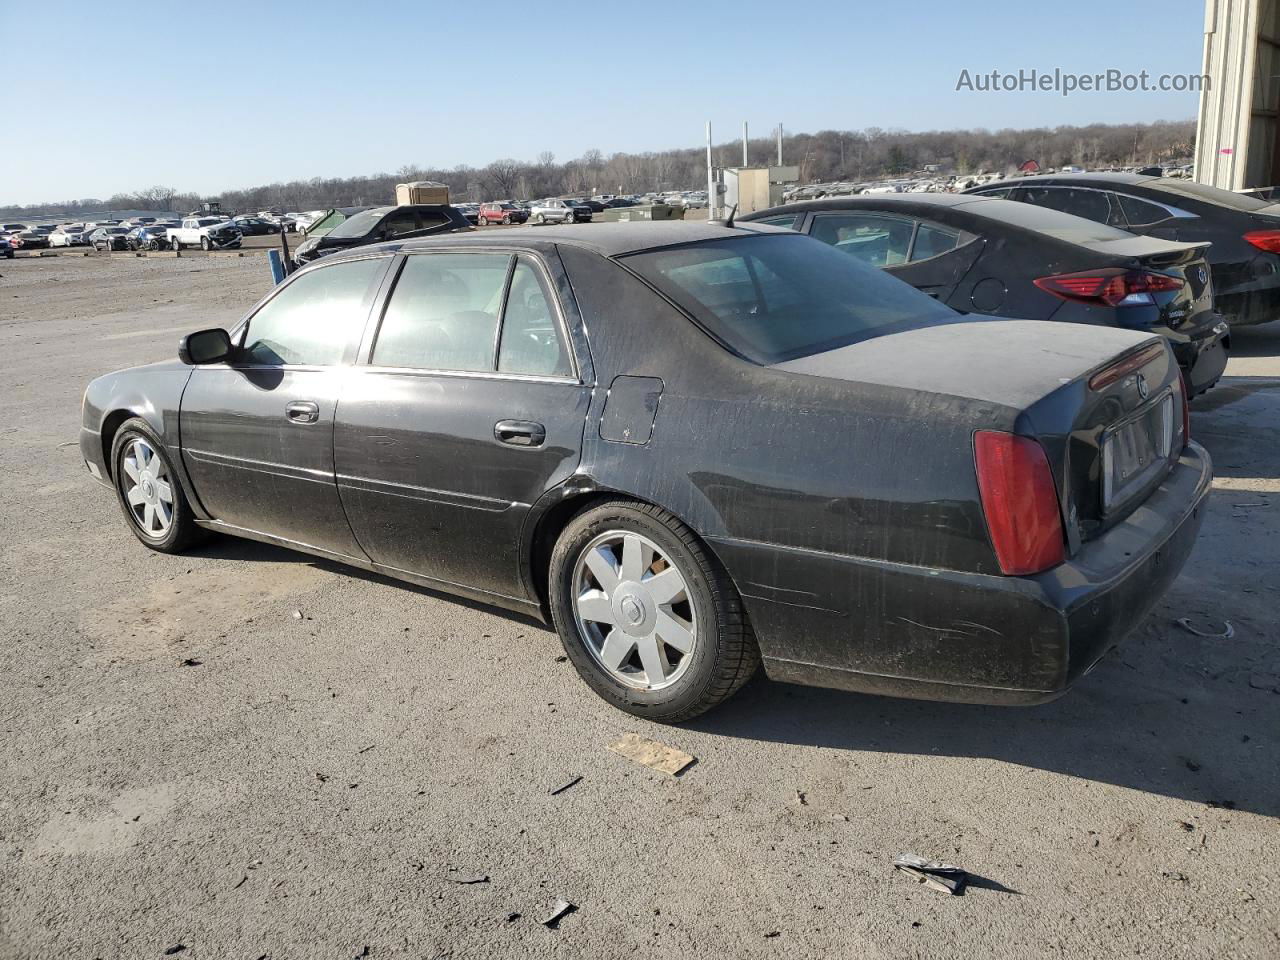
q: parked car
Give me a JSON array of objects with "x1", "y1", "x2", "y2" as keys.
[
  {"x1": 126, "y1": 225, "x2": 170, "y2": 251},
  {"x1": 478, "y1": 202, "x2": 529, "y2": 225},
  {"x1": 742, "y1": 194, "x2": 1230, "y2": 396},
  {"x1": 79, "y1": 222, "x2": 1210, "y2": 721},
  {"x1": 0, "y1": 232, "x2": 17, "y2": 258},
  {"x1": 966, "y1": 172, "x2": 1280, "y2": 327},
  {"x1": 291, "y1": 204, "x2": 472, "y2": 265},
  {"x1": 17, "y1": 226, "x2": 55, "y2": 249},
  {"x1": 89, "y1": 226, "x2": 131, "y2": 251},
  {"x1": 574, "y1": 198, "x2": 608, "y2": 213},
  {"x1": 2, "y1": 223, "x2": 28, "y2": 234},
  {"x1": 529, "y1": 199, "x2": 586, "y2": 224},
  {"x1": 230, "y1": 215, "x2": 279, "y2": 236},
  {"x1": 49, "y1": 226, "x2": 91, "y2": 247},
  {"x1": 452, "y1": 203, "x2": 481, "y2": 226},
  {"x1": 167, "y1": 217, "x2": 242, "y2": 251}
]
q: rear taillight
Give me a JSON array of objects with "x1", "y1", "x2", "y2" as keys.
[
  {"x1": 1088, "y1": 341, "x2": 1167, "y2": 391},
  {"x1": 973, "y1": 431, "x2": 1066, "y2": 576},
  {"x1": 1034, "y1": 268, "x2": 1183, "y2": 307},
  {"x1": 1244, "y1": 230, "x2": 1280, "y2": 253}
]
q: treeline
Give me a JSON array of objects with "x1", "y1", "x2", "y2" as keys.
[{"x1": 3, "y1": 119, "x2": 1195, "y2": 219}]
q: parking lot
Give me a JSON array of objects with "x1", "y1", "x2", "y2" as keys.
[{"x1": 0, "y1": 251, "x2": 1277, "y2": 959}]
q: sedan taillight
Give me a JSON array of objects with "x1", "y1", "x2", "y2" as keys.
[
  {"x1": 1243, "y1": 229, "x2": 1280, "y2": 253},
  {"x1": 973, "y1": 431, "x2": 1065, "y2": 576},
  {"x1": 1034, "y1": 268, "x2": 1183, "y2": 307}
]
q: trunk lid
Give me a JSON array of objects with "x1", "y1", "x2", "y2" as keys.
[{"x1": 776, "y1": 318, "x2": 1185, "y2": 555}]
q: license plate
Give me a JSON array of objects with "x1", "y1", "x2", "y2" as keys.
[{"x1": 1102, "y1": 394, "x2": 1175, "y2": 511}]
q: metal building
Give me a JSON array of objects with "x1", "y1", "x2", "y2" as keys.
[{"x1": 1196, "y1": 0, "x2": 1280, "y2": 189}]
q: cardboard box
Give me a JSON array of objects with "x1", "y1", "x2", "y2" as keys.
[{"x1": 395, "y1": 181, "x2": 450, "y2": 205}]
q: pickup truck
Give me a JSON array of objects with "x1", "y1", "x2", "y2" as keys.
[{"x1": 166, "y1": 217, "x2": 243, "y2": 251}]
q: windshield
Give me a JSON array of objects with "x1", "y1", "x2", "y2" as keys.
[
  {"x1": 326, "y1": 208, "x2": 391, "y2": 239},
  {"x1": 623, "y1": 233, "x2": 957, "y2": 364}
]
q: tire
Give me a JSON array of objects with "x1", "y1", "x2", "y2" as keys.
[
  {"x1": 502, "y1": 214, "x2": 511, "y2": 225},
  {"x1": 533, "y1": 213, "x2": 544, "y2": 225},
  {"x1": 171, "y1": 236, "x2": 182, "y2": 251},
  {"x1": 149, "y1": 239, "x2": 161, "y2": 251},
  {"x1": 200, "y1": 236, "x2": 211, "y2": 251},
  {"x1": 110, "y1": 418, "x2": 205, "y2": 553},
  {"x1": 548, "y1": 500, "x2": 759, "y2": 722}
]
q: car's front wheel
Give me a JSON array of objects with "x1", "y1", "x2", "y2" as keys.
[
  {"x1": 532, "y1": 213, "x2": 544, "y2": 225},
  {"x1": 149, "y1": 239, "x2": 161, "y2": 251},
  {"x1": 548, "y1": 500, "x2": 759, "y2": 722},
  {"x1": 502, "y1": 214, "x2": 511, "y2": 224},
  {"x1": 110, "y1": 419, "x2": 205, "y2": 553},
  {"x1": 200, "y1": 236, "x2": 211, "y2": 251}
]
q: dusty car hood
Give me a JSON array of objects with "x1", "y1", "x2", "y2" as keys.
[{"x1": 773, "y1": 318, "x2": 1158, "y2": 409}]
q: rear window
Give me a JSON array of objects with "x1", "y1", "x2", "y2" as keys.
[
  {"x1": 958, "y1": 196, "x2": 1132, "y2": 243},
  {"x1": 623, "y1": 234, "x2": 957, "y2": 364},
  {"x1": 1146, "y1": 178, "x2": 1269, "y2": 212}
]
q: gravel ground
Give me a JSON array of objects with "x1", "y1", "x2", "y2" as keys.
[{"x1": 0, "y1": 254, "x2": 1277, "y2": 960}]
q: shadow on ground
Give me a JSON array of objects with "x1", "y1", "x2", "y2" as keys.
[{"x1": 687, "y1": 655, "x2": 1278, "y2": 819}]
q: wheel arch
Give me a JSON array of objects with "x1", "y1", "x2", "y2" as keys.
[{"x1": 522, "y1": 482, "x2": 736, "y2": 622}]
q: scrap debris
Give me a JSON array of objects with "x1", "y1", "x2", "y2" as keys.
[
  {"x1": 608, "y1": 733, "x2": 695, "y2": 776},
  {"x1": 549, "y1": 775, "x2": 583, "y2": 796},
  {"x1": 893, "y1": 853, "x2": 967, "y2": 895},
  {"x1": 446, "y1": 873, "x2": 489, "y2": 885},
  {"x1": 1175, "y1": 618, "x2": 1234, "y2": 639},
  {"x1": 540, "y1": 898, "x2": 577, "y2": 928}
]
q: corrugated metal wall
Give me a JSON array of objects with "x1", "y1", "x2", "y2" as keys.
[{"x1": 1194, "y1": 0, "x2": 1280, "y2": 189}]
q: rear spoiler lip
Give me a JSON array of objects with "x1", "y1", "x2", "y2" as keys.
[{"x1": 1072, "y1": 235, "x2": 1210, "y2": 261}]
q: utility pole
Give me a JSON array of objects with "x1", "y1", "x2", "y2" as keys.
[
  {"x1": 706, "y1": 121, "x2": 716, "y2": 221},
  {"x1": 742, "y1": 121, "x2": 749, "y2": 167},
  {"x1": 777, "y1": 123, "x2": 783, "y2": 166}
]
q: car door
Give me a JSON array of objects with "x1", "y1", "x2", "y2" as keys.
[
  {"x1": 334, "y1": 249, "x2": 591, "y2": 600},
  {"x1": 179, "y1": 254, "x2": 392, "y2": 559}
]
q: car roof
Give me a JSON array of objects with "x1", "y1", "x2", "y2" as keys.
[
  {"x1": 332, "y1": 221, "x2": 783, "y2": 260},
  {"x1": 988, "y1": 172, "x2": 1155, "y2": 187}
]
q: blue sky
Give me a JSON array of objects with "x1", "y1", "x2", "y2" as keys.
[{"x1": 1, "y1": 0, "x2": 1206, "y2": 205}]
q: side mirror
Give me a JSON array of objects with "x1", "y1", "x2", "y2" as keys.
[{"x1": 179, "y1": 328, "x2": 233, "y2": 365}]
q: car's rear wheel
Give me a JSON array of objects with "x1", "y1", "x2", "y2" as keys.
[
  {"x1": 548, "y1": 500, "x2": 759, "y2": 722},
  {"x1": 110, "y1": 419, "x2": 204, "y2": 553},
  {"x1": 149, "y1": 239, "x2": 161, "y2": 251}
]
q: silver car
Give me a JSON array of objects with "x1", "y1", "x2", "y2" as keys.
[{"x1": 528, "y1": 199, "x2": 580, "y2": 225}]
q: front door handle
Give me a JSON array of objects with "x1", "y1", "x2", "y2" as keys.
[
  {"x1": 494, "y1": 419, "x2": 546, "y2": 447},
  {"x1": 286, "y1": 400, "x2": 320, "y2": 424}
]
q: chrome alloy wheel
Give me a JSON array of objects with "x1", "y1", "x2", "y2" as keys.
[
  {"x1": 121, "y1": 438, "x2": 174, "y2": 539},
  {"x1": 571, "y1": 531, "x2": 697, "y2": 690}
]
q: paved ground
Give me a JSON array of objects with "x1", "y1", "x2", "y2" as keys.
[{"x1": 0, "y1": 253, "x2": 1277, "y2": 960}]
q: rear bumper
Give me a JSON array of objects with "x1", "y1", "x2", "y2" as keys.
[
  {"x1": 1171, "y1": 318, "x2": 1229, "y2": 395},
  {"x1": 714, "y1": 441, "x2": 1212, "y2": 705},
  {"x1": 1215, "y1": 279, "x2": 1280, "y2": 326}
]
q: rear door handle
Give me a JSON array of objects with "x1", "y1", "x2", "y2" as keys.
[
  {"x1": 286, "y1": 401, "x2": 320, "y2": 424},
  {"x1": 494, "y1": 419, "x2": 546, "y2": 447}
]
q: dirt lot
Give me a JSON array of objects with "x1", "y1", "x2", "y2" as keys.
[{"x1": 0, "y1": 252, "x2": 1277, "y2": 960}]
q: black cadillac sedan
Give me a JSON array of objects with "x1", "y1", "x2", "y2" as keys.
[
  {"x1": 742, "y1": 194, "x2": 1230, "y2": 396},
  {"x1": 965, "y1": 172, "x2": 1280, "y2": 327},
  {"x1": 80, "y1": 223, "x2": 1211, "y2": 721}
]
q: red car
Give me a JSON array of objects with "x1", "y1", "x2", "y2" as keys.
[{"x1": 477, "y1": 202, "x2": 529, "y2": 225}]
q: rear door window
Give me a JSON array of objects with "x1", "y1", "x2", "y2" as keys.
[
  {"x1": 498, "y1": 258, "x2": 572, "y2": 377},
  {"x1": 1116, "y1": 194, "x2": 1174, "y2": 228},
  {"x1": 810, "y1": 213, "x2": 914, "y2": 266},
  {"x1": 909, "y1": 223, "x2": 960, "y2": 261},
  {"x1": 372, "y1": 253, "x2": 512, "y2": 371},
  {"x1": 755, "y1": 214, "x2": 800, "y2": 230},
  {"x1": 1020, "y1": 186, "x2": 1112, "y2": 225}
]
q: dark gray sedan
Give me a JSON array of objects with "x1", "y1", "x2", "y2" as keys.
[{"x1": 79, "y1": 223, "x2": 1211, "y2": 721}]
